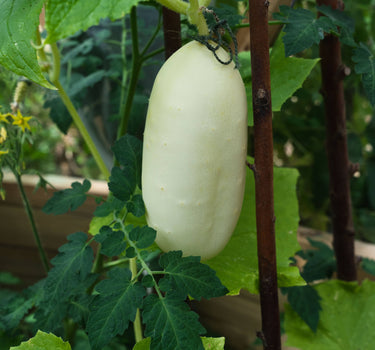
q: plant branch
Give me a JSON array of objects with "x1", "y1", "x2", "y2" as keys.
[
  {"x1": 317, "y1": 0, "x2": 357, "y2": 282},
  {"x1": 249, "y1": 0, "x2": 281, "y2": 348},
  {"x1": 14, "y1": 171, "x2": 50, "y2": 273},
  {"x1": 188, "y1": 0, "x2": 209, "y2": 35}
]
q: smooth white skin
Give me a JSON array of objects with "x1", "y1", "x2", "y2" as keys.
[{"x1": 142, "y1": 41, "x2": 248, "y2": 260}]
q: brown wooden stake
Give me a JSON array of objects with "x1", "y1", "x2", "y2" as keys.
[
  {"x1": 249, "y1": 0, "x2": 281, "y2": 349},
  {"x1": 317, "y1": 0, "x2": 357, "y2": 282},
  {"x1": 162, "y1": 6, "x2": 182, "y2": 60}
]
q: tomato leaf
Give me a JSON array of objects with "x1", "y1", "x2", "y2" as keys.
[
  {"x1": 0, "y1": 0, "x2": 55, "y2": 89},
  {"x1": 285, "y1": 280, "x2": 375, "y2": 349},
  {"x1": 87, "y1": 268, "x2": 146, "y2": 350},
  {"x1": 126, "y1": 194, "x2": 145, "y2": 217},
  {"x1": 352, "y1": 43, "x2": 375, "y2": 106},
  {"x1": 112, "y1": 134, "x2": 143, "y2": 188},
  {"x1": 132, "y1": 337, "x2": 225, "y2": 350},
  {"x1": 142, "y1": 294, "x2": 206, "y2": 350},
  {"x1": 10, "y1": 330, "x2": 71, "y2": 350},
  {"x1": 108, "y1": 166, "x2": 136, "y2": 201},
  {"x1": 93, "y1": 196, "x2": 125, "y2": 217},
  {"x1": 45, "y1": 0, "x2": 144, "y2": 44},
  {"x1": 43, "y1": 179, "x2": 91, "y2": 215},
  {"x1": 158, "y1": 251, "x2": 228, "y2": 300},
  {"x1": 94, "y1": 226, "x2": 127, "y2": 257},
  {"x1": 129, "y1": 226, "x2": 156, "y2": 249},
  {"x1": 283, "y1": 285, "x2": 322, "y2": 333}
]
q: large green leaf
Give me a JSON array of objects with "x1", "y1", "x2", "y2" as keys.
[
  {"x1": 206, "y1": 159, "x2": 305, "y2": 295},
  {"x1": 284, "y1": 279, "x2": 375, "y2": 349},
  {"x1": 45, "y1": 0, "x2": 145, "y2": 44},
  {"x1": 0, "y1": 0, "x2": 55, "y2": 89},
  {"x1": 240, "y1": 36, "x2": 319, "y2": 126},
  {"x1": 10, "y1": 330, "x2": 71, "y2": 350}
]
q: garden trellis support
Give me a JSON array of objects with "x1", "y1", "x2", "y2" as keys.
[
  {"x1": 317, "y1": 0, "x2": 357, "y2": 282},
  {"x1": 249, "y1": 0, "x2": 281, "y2": 349}
]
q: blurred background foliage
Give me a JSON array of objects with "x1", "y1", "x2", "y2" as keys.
[{"x1": 0, "y1": 0, "x2": 374, "y2": 242}]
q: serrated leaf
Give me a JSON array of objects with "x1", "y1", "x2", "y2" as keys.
[
  {"x1": 43, "y1": 179, "x2": 91, "y2": 215},
  {"x1": 0, "y1": 0, "x2": 55, "y2": 89},
  {"x1": 284, "y1": 285, "x2": 322, "y2": 332},
  {"x1": 285, "y1": 280, "x2": 375, "y2": 349},
  {"x1": 317, "y1": 5, "x2": 356, "y2": 47},
  {"x1": 1, "y1": 294, "x2": 34, "y2": 331},
  {"x1": 129, "y1": 226, "x2": 156, "y2": 249},
  {"x1": 45, "y1": 0, "x2": 144, "y2": 44},
  {"x1": 94, "y1": 196, "x2": 125, "y2": 217},
  {"x1": 87, "y1": 268, "x2": 146, "y2": 350},
  {"x1": 274, "y1": 5, "x2": 337, "y2": 56},
  {"x1": 95, "y1": 226, "x2": 126, "y2": 257},
  {"x1": 142, "y1": 294, "x2": 206, "y2": 350},
  {"x1": 206, "y1": 159, "x2": 305, "y2": 295},
  {"x1": 10, "y1": 330, "x2": 71, "y2": 350},
  {"x1": 108, "y1": 166, "x2": 136, "y2": 201},
  {"x1": 296, "y1": 239, "x2": 336, "y2": 282},
  {"x1": 158, "y1": 251, "x2": 228, "y2": 300},
  {"x1": 41, "y1": 232, "x2": 94, "y2": 307},
  {"x1": 352, "y1": 44, "x2": 375, "y2": 106},
  {"x1": 126, "y1": 194, "x2": 145, "y2": 217},
  {"x1": 112, "y1": 134, "x2": 143, "y2": 188}
]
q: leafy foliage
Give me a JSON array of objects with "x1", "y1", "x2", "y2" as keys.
[
  {"x1": 0, "y1": 0, "x2": 54, "y2": 89},
  {"x1": 142, "y1": 294, "x2": 206, "y2": 350},
  {"x1": 87, "y1": 268, "x2": 145, "y2": 350},
  {"x1": 285, "y1": 280, "x2": 375, "y2": 349},
  {"x1": 42, "y1": 179, "x2": 91, "y2": 214},
  {"x1": 94, "y1": 226, "x2": 127, "y2": 257},
  {"x1": 10, "y1": 330, "x2": 71, "y2": 350}
]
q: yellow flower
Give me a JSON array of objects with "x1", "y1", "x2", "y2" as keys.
[
  {"x1": 0, "y1": 127, "x2": 6, "y2": 143},
  {"x1": 0, "y1": 149, "x2": 9, "y2": 157},
  {"x1": 0, "y1": 113, "x2": 11, "y2": 124},
  {"x1": 11, "y1": 110, "x2": 32, "y2": 132}
]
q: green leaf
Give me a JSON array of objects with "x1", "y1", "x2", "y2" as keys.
[
  {"x1": 284, "y1": 285, "x2": 322, "y2": 332},
  {"x1": 87, "y1": 268, "x2": 146, "y2": 350},
  {"x1": 45, "y1": 0, "x2": 144, "y2": 44},
  {"x1": 0, "y1": 272, "x2": 20, "y2": 285},
  {"x1": 10, "y1": 330, "x2": 71, "y2": 350},
  {"x1": 43, "y1": 179, "x2": 91, "y2": 215},
  {"x1": 206, "y1": 158, "x2": 305, "y2": 295},
  {"x1": 360, "y1": 258, "x2": 375, "y2": 276},
  {"x1": 40, "y1": 232, "x2": 94, "y2": 307},
  {"x1": 68, "y1": 70, "x2": 107, "y2": 97},
  {"x1": 0, "y1": 0, "x2": 55, "y2": 89},
  {"x1": 285, "y1": 280, "x2": 375, "y2": 349},
  {"x1": 142, "y1": 294, "x2": 206, "y2": 350},
  {"x1": 158, "y1": 251, "x2": 228, "y2": 300},
  {"x1": 317, "y1": 5, "x2": 356, "y2": 47},
  {"x1": 352, "y1": 44, "x2": 375, "y2": 106},
  {"x1": 94, "y1": 197, "x2": 125, "y2": 217},
  {"x1": 129, "y1": 226, "x2": 156, "y2": 249},
  {"x1": 126, "y1": 194, "x2": 145, "y2": 217},
  {"x1": 95, "y1": 226, "x2": 127, "y2": 257},
  {"x1": 108, "y1": 166, "x2": 136, "y2": 202},
  {"x1": 274, "y1": 5, "x2": 337, "y2": 56},
  {"x1": 133, "y1": 337, "x2": 225, "y2": 350},
  {"x1": 112, "y1": 134, "x2": 143, "y2": 188},
  {"x1": 241, "y1": 37, "x2": 319, "y2": 125},
  {"x1": 296, "y1": 239, "x2": 336, "y2": 282}
]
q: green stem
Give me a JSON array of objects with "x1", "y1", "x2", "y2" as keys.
[
  {"x1": 117, "y1": 7, "x2": 141, "y2": 139},
  {"x1": 119, "y1": 17, "x2": 129, "y2": 119},
  {"x1": 188, "y1": 0, "x2": 209, "y2": 36},
  {"x1": 14, "y1": 171, "x2": 50, "y2": 273},
  {"x1": 49, "y1": 43, "x2": 110, "y2": 180},
  {"x1": 155, "y1": 0, "x2": 189, "y2": 14},
  {"x1": 130, "y1": 258, "x2": 143, "y2": 343}
]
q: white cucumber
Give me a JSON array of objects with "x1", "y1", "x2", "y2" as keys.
[{"x1": 142, "y1": 41, "x2": 247, "y2": 260}]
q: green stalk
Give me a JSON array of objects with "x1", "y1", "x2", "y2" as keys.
[
  {"x1": 188, "y1": 0, "x2": 209, "y2": 36},
  {"x1": 119, "y1": 17, "x2": 129, "y2": 119},
  {"x1": 49, "y1": 43, "x2": 110, "y2": 180},
  {"x1": 130, "y1": 257, "x2": 143, "y2": 343},
  {"x1": 155, "y1": 0, "x2": 189, "y2": 14},
  {"x1": 14, "y1": 171, "x2": 50, "y2": 273},
  {"x1": 117, "y1": 6, "x2": 141, "y2": 139}
]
